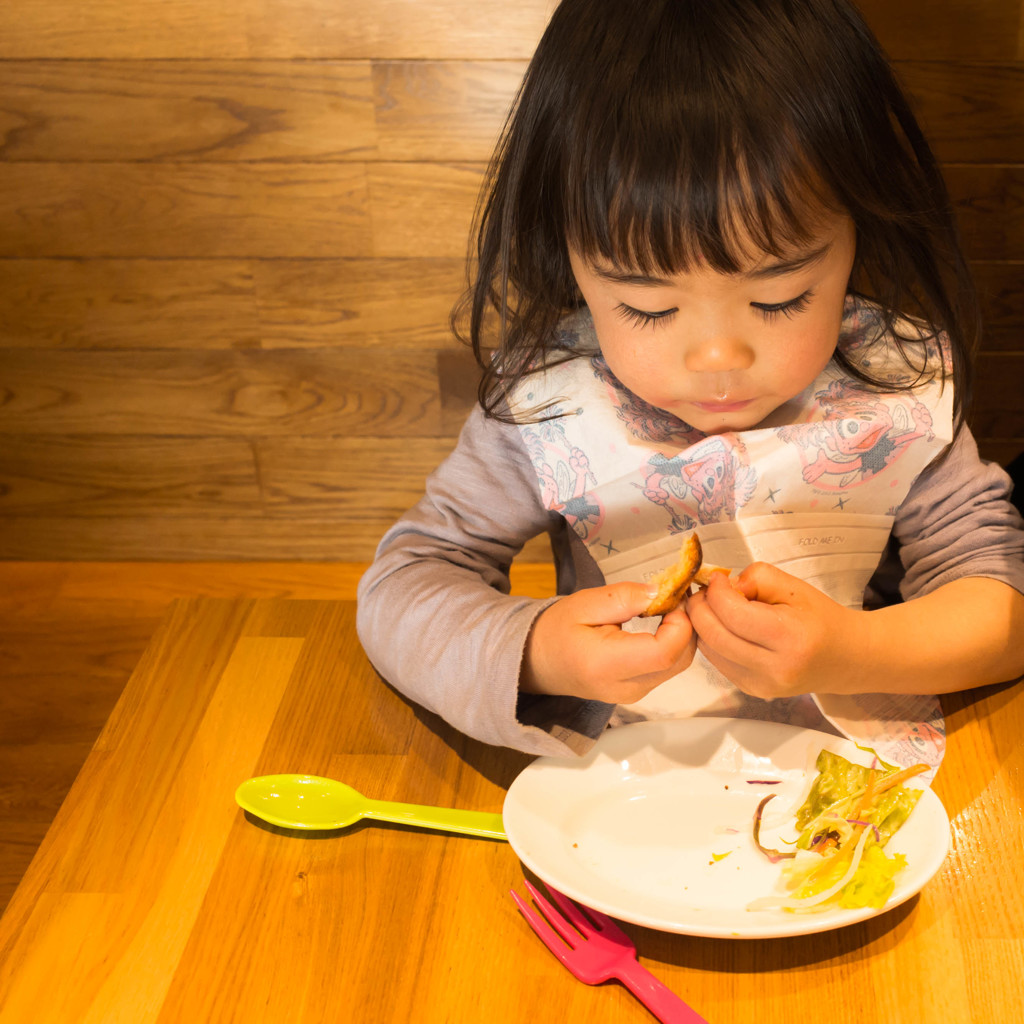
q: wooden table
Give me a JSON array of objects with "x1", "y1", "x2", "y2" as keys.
[{"x1": 0, "y1": 596, "x2": 1021, "y2": 1023}]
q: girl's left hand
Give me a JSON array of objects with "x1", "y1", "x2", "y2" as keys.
[{"x1": 687, "y1": 563, "x2": 863, "y2": 699}]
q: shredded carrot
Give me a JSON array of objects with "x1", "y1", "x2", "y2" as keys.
[
  {"x1": 854, "y1": 767, "x2": 876, "y2": 820},
  {"x1": 871, "y1": 762, "x2": 929, "y2": 795}
]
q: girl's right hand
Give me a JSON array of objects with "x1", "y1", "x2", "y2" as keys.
[{"x1": 519, "y1": 583, "x2": 697, "y2": 703}]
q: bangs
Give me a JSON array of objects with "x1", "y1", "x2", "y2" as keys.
[{"x1": 564, "y1": 111, "x2": 837, "y2": 278}]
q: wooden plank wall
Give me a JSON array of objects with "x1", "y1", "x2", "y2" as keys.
[{"x1": 0, "y1": 0, "x2": 1021, "y2": 561}]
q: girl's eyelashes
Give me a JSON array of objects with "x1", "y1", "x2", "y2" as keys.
[
  {"x1": 614, "y1": 302, "x2": 678, "y2": 329},
  {"x1": 751, "y1": 291, "x2": 813, "y2": 322},
  {"x1": 615, "y1": 291, "x2": 813, "y2": 328}
]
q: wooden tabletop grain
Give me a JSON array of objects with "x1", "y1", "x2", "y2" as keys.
[{"x1": 0, "y1": 595, "x2": 1020, "y2": 1023}]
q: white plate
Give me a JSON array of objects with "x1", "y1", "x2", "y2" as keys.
[{"x1": 502, "y1": 718, "x2": 949, "y2": 939}]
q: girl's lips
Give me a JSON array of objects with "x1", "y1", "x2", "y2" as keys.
[{"x1": 692, "y1": 398, "x2": 755, "y2": 413}]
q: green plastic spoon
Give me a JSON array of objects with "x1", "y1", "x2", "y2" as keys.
[{"x1": 234, "y1": 774, "x2": 507, "y2": 840}]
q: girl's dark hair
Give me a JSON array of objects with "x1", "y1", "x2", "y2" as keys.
[{"x1": 454, "y1": 0, "x2": 978, "y2": 425}]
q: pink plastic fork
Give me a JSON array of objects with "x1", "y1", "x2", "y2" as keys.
[{"x1": 511, "y1": 880, "x2": 710, "y2": 1023}]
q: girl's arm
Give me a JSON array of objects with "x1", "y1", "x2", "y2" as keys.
[
  {"x1": 356, "y1": 405, "x2": 693, "y2": 755},
  {"x1": 357, "y1": 405, "x2": 569, "y2": 754},
  {"x1": 688, "y1": 568, "x2": 1024, "y2": 698},
  {"x1": 689, "y1": 429, "x2": 1024, "y2": 698}
]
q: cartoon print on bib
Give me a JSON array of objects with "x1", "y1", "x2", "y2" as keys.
[
  {"x1": 519, "y1": 413, "x2": 604, "y2": 540},
  {"x1": 643, "y1": 436, "x2": 760, "y2": 532},
  {"x1": 777, "y1": 373, "x2": 936, "y2": 491}
]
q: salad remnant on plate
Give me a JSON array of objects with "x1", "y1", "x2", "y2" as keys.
[{"x1": 748, "y1": 749, "x2": 929, "y2": 913}]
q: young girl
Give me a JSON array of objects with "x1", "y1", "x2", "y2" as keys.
[{"x1": 357, "y1": 0, "x2": 1024, "y2": 764}]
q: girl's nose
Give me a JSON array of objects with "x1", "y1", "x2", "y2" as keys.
[{"x1": 684, "y1": 334, "x2": 755, "y2": 374}]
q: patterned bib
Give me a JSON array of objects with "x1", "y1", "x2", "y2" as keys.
[{"x1": 509, "y1": 297, "x2": 954, "y2": 774}]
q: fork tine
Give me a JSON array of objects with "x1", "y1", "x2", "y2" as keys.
[
  {"x1": 520, "y1": 880, "x2": 585, "y2": 948},
  {"x1": 540, "y1": 883, "x2": 601, "y2": 936},
  {"x1": 534, "y1": 881, "x2": 633, "y2": 946},
  {"x1": 510, "y1": 888, "x2": 577, "y2": 963},
  {"x1": 553, "y1": 889, "x2": 633, "y2": 943}
]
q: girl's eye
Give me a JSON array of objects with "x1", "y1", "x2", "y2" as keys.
[
  {"x1": 615, "y1": 303, "x2": 677, "y2": 329},
  {"x1": 751, "y1": 291, "x2": 813, "y2": 322}
]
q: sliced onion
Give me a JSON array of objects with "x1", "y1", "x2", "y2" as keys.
[
  {"x1": 746, "y1": 824, "x2": 872, "y2": 912},
  {"x1": 758, "y1": 743, "x2": 820, "y2": 828}
]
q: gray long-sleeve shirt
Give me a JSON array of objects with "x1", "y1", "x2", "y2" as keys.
[{"x1": 357, "y1": 406, "x2": 1024, "y2": 758}]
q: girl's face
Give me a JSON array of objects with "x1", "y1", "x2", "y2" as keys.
[{"x1": 568, "y1": 212, "x2": 857, "y2": 435}]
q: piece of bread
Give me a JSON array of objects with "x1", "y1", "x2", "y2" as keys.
[
  {"x1": 641, "y1": 534, "x2": 703, "y2": 616},
  {"x1": 641, "y1": 534, "x2": 729, "y2": 616}
]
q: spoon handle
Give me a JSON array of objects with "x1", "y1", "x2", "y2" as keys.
[{"x1": 363, "y1": 800, "x2": 506, "y2": 839}]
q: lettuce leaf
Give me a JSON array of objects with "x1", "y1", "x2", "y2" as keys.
[
  {"x1": 795, "y1": 749, "x2": 921, "y2": 849},
  {"x1": 770, "y1": 749, "x2": 923, "y2": 912}
]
